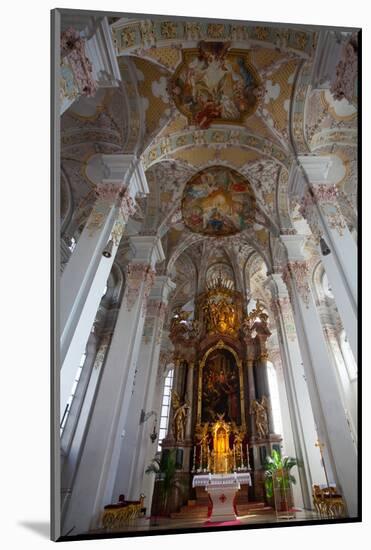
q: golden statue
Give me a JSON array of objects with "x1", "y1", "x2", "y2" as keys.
[
  {"x1": 210, "y1": 414, "x2": 233, "y2": 473},
  {"x1": 195, "y1": 423, "x2": 209, "y2": 446},
  {"x1": 250, "y1": 396, "x2": 269, "y2": 438},
  {"x1": 171, "y1": 391, "x2": 189, "y2": 442}
]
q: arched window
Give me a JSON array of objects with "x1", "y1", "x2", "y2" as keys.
[
  {"x1": 68, "y1": 236, "x2": 76, "y2": 253},
  {"x1": 322, "y1": 272, "x2": 334, "y2": 299},
  {"x1": 340, "y1": 330, "x2": 357, "y2": 381},
  {"x1": 267, "y1": 362, "x2": 283, "y2": 436},
  {"x1": 157, "y1": 368, "x2": 174, "y2": 451}
]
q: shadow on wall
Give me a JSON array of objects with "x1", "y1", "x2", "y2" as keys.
[{"x1": 18, "y1": 521, "x2": 49, "y2": 539}]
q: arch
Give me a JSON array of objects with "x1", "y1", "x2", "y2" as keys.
[
  {"x1": 143, "y1": 129, "x2": 291, "y2": 171},
  {"x1": 61, "y1": 166, "x2": 74, "y2": 234},
  {"x1": 289, "y1": 59, "x2": 312, "y2": 154}
]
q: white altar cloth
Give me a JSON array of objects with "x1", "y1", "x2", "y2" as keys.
[{"x1": 192, "y1": 472, "x2": 252, "y2": 488}]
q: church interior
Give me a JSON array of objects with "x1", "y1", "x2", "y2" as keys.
[{"x1": 57, "y1": 10, "x2": 358, "y2": 538}]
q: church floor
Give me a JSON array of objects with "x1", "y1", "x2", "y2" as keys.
[{"x1": 90, "y1": 509, "x2": 327, "y2": 536}]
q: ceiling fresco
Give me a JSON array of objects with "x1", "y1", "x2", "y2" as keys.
[
  {"x1": 61, "y1": 17, "x2": 358, "y2": 316},
  {"x1": 181, "y1": 166, "x2": 256, "y2": 237},
  {"x1": 169, "y1": 42, "x2": 262, "y2": 128}
]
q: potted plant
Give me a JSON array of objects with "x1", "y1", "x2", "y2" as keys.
[
  {"x1": 263, "y1": 449, "x2": 301, "y2": 511},
  {"x1": 145, "y1": 449, "x2": 186, "y2": 518}
]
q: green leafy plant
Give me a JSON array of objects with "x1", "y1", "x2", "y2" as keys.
[
  {"x1": 263, "y1": 449, "x2": 301, "y2": 499},
  {"x1": 145, "y1": 449, "x2": 186, "y2": 515}
]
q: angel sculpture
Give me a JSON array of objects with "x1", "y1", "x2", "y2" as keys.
[
  {"x1": 195, "y1": 423, "x2": 210, "y2": 447},
  {"x1": 233, "y1": 428, "x2": 245, "y2": 447},
  {"x1": 170, "y1": 309, "x2": 192, "y2": 340}
]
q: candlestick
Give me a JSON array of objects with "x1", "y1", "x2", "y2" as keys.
[
  {"x1": 192, "y1": 445, "x2": 196, "y2": 472},
  {"x1": 200, "y1": 444, "x2": 203, "y2": 471},
  {"x1": 240, "y1": 443, "x2": 243, "y2": 468}
]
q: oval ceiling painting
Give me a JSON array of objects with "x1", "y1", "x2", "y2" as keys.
[
  {"x1": 182, "y1": 166, "x2": 256, "y2": 237},
  {"x1": 170, "y1": 41, "x2": 262, "y2": 129}
]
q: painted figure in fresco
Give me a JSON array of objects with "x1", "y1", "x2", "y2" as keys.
[
  {"x1": 207, "y1": 208, "x2": 224, "y2": 233},
  {"x1": 182, "y1": 166, "x2": 256, "y2": 237}
]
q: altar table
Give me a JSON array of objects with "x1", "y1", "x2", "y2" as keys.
[{"x1": 192, "y1": 473, "x2": 252, "y2": 522}]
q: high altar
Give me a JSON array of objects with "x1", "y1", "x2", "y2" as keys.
[{"x1": 156, "y1": 274, "x2": 282, "y2": 519}]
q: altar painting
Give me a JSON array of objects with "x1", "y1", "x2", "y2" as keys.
[
  {"x1": 201, "y1": 348, "x2": 241, "y2": 425},
  {"x1": 170, "y1": 42, "x2": 261, "y2": 128},
  {"x1": 182, "y1": 166, "x2": 256, "y2": 236}
]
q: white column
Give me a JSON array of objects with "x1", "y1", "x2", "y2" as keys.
[
  {"x1": 60, "y1": 154, "x2": 148, "y2": 418},
  {"x1": 321, "y1": 324, "x2": 357, "y2": 444},
  {"x1": 295, "y1": 156, "x2": 357, "y2": 358},
  {"x1": 266, "y1": 273, "x2": 325, "y2": 509},
  {"x1": 268, "y1": 348, "x2": 304, "y2": 509},
  {"x1": 310, "y1": 30, "x2": 345, "y2": 89},
  {"x1": 281, "y1": 235, "x2": 358, "y2": 517},
  {"x1": 61, "y1": 236, "x2": 164, "y2": 536},
  {"x1": 140, "y1": 365, "x2": 168, "y2": 515},
  {"x1": 61, "y1": 335, "x2": 110, "y2": 521},
  {"x1": 112, "y1": 276, "x2": 175, "y2": 501}
]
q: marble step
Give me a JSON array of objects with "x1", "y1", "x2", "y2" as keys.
[{"x1": 170, "y1": 501, "x2": 272, "y2": 519}]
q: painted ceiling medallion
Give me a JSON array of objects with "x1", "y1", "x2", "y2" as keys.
[
  {"x1": 182, "y1": 166, "x2": 256, "y2": 237},
  {"x1": 170, "y1": 41, "x2": 262, "y2": 129}
]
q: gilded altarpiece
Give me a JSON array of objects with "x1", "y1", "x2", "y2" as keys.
[{"x1": 163, "y1": 279, "x2": 281, "y2": 512}]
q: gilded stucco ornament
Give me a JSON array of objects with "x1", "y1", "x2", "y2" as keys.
[{"x1": 60, "y1": 27, "x2": 97, "y2": 99}]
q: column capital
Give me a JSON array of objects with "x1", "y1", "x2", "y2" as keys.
[
  {"x1": 149, "y1": 276, "x2": 176, "y2": 304},
  {"x1": 298, "y1": 155, "x2": 345, "y2": 185},
  {"x1": 86, "y1": 154, "x2": 149, "y2": 196},
  {"x1": 280, "y1": 234, "x2": 307, "y2": 261},
  {"x1": 129, "y1": 235, "x2": 165, "y2": 267},
  {"x1": 264, "y1": 273, "x2": 290, "y2": 299}
]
